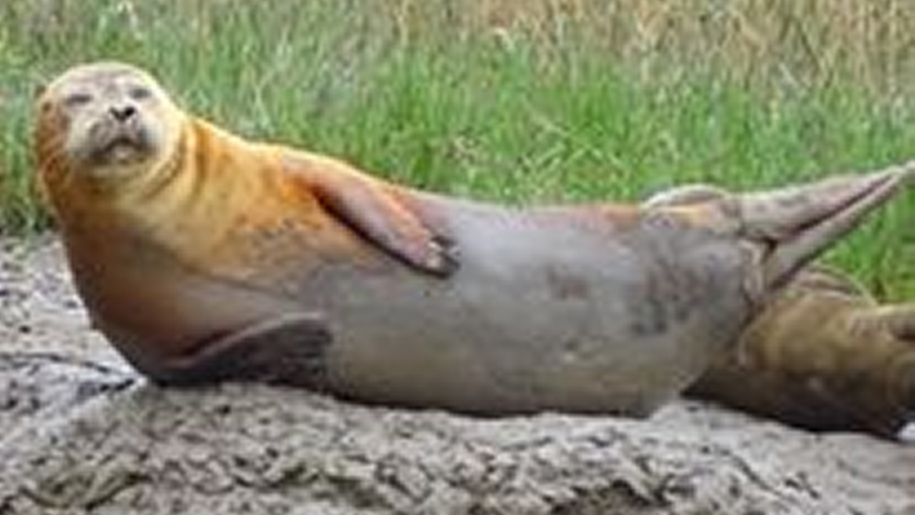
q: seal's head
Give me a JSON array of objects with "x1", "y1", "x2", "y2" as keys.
[{"x1": 35, "y1": 61, "x2": 184, "y2": 183}]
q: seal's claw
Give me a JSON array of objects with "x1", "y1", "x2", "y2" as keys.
[
  {"x1": 376, "y1": 227, "x2": 458, "y2": 276},
  {"x1": 426, "y1": 235, "x2": 460, "y2": 276}
]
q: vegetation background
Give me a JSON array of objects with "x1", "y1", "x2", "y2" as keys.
[{"x1": 1, "y1": 0, "x2": 914, "y2": 296}]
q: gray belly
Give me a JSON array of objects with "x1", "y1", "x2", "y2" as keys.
[{"x1": 299, "y1": 202, "x2": 754, "y2": 416}]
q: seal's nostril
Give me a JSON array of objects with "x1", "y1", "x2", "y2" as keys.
[{"x1": 110, "y1": 104, "x2": 137, "y2": 122}]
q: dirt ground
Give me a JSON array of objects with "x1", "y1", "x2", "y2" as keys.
[{"x1": 1, "y1": 237, "x2": 913, "y2": 514}]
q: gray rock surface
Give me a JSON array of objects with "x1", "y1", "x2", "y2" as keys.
[{"x1": 1, "y1": 238, "x2": 913, "y2": 515}]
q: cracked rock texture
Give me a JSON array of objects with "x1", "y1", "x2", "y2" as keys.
[{"x1": 1, "y1": 237, "x2": 913, "y2": 515}]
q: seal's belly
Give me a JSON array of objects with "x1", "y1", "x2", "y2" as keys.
[{"x1": 305, "y1": 204, "x2": 754, "y2": 415}]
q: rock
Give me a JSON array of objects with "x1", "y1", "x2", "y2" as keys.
[
  {"x1": 0, "y1": 237, "x2": 913, "y2": 515},
  {"x1": 0, "y1": 354, "x2": 913, "y2": 515}
]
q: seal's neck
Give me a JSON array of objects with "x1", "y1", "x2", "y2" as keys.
[
  {"x1": 105, "y1": 117, "x2": 258, "y2": 235},
  {"x1": 116, "y1": 122, "x2": 188, "y2": 203}
]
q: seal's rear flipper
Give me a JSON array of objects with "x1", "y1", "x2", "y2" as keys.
[
  {"x1": 734, "y1": 162, "x2": 915, "y2": 290},
  {"x1": 154, "y1": 313, "x2": 331, "y2": 389}
]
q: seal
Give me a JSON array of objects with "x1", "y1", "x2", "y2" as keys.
[
  {"x1": 35, "y1": 61, "x2": 914, "y2": 416},
  {"x1": 687, "y1": 266, "x2": 915, "y2": 438}
]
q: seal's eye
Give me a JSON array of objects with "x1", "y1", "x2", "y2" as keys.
[
  {"x1": 63, "y1": 92, "x2": 93, "y2": 108},
  {"x1": 128, "y1": 85, "x2": 152, "y2": 101}
]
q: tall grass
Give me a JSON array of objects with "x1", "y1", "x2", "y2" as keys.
[{"x1": 1, "y1": 0, "x2": 914, "y2": 296}]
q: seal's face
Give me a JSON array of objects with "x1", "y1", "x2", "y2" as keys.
[{"x1": 37, "y1": 62, "x2": 183, "y2": 179}]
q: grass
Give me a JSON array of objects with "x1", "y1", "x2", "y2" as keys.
[{"x1": 1, "y1": 0, "x2": 914, "y2": 297}]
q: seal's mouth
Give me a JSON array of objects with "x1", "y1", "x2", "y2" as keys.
[{"x1": 88, "y1": 124, "x2": 154, "y2": 166}]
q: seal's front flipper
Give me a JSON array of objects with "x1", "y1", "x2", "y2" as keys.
[
  {"x1": 290, "y1": 159, "x2": 458, "y2": 276},
  {"x1": 154, "y1": 313, "x2": 331, "y2": 389}
]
